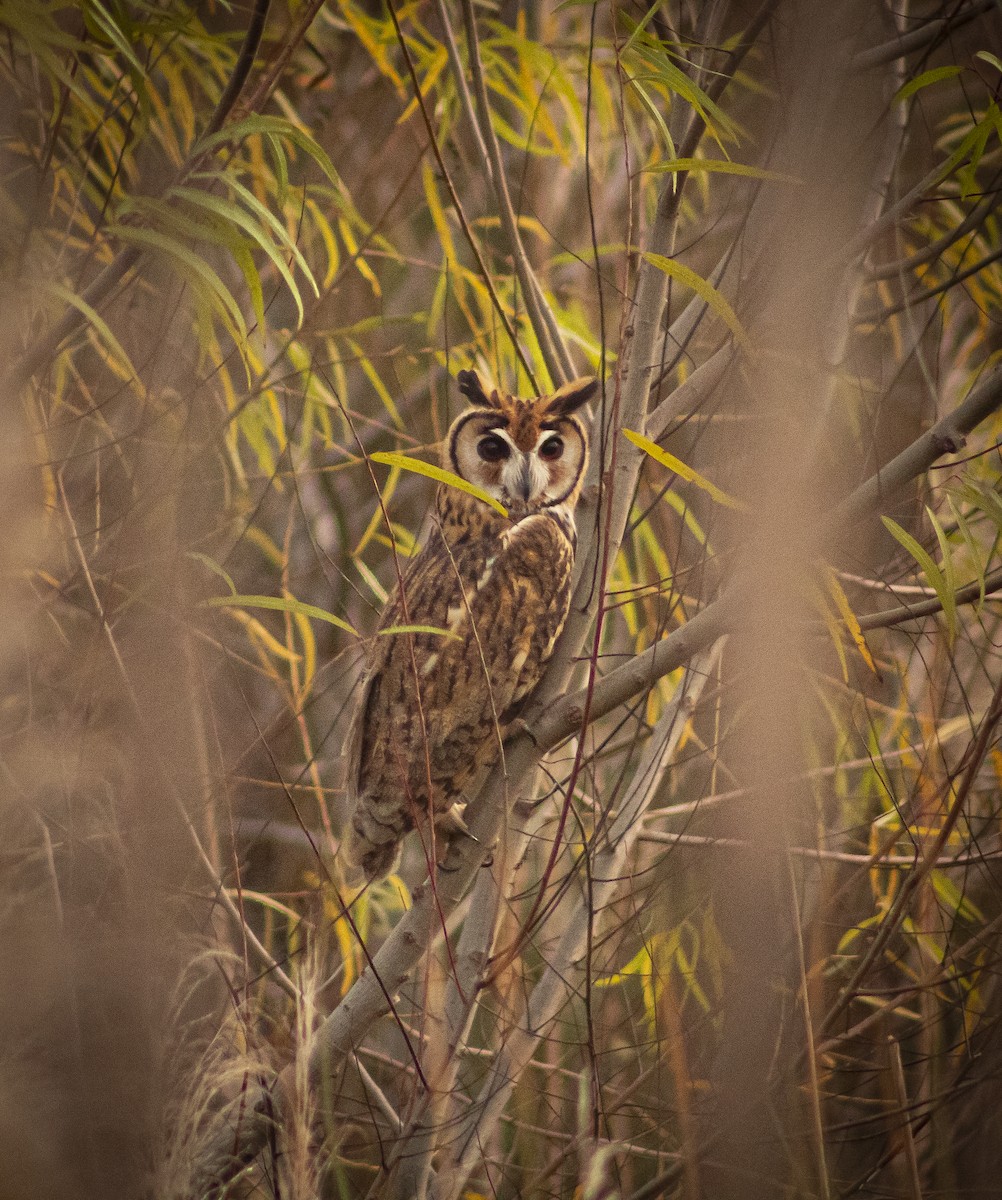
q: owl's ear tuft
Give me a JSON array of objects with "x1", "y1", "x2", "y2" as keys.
[
  {"x1": 546, "y1": 376, "x2": 598, "y2": 417},
  {"x1": 457, "y1": 369, "x2": 497, "y2": 409}
]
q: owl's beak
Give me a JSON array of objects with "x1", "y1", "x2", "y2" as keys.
[{"x1": 514, "y1": 456, "x2": 533, "y2": 502}]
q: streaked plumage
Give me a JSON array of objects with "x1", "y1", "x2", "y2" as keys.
[{"x1": 345, "y1": 369, "x2": 597, "y2": 882}]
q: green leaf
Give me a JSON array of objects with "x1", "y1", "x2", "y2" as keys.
[
  {"x1": 203, "y1": 593, "x2": 357, "y2": 635},
  {"x1": 84, "y1": 0, "x2": 145, "y2": 75},
  {"x1": 107, "y1": 222, "x2": 248, "y2": 344},
  {"x1": 171, "y1": 182, "x2": 312, "y2": 325},
  {"x1": 44, "y1": 280, "x2": 142, "y2": 389},
  {"x1": 626, "y1": 78, "x2": 676, "y2": 158},
  {"x1": 881, "y1": 516, "x2": 955, "y2": 639},
  {"x1": 188, "y1": 551, "x2": 236, "y2": 595},
  {"x1": 927, "y1": 506, "x2": 958, "y2": 640},
  {"x1": 369, "y1": 452, "x2": 509, "y2": 517},
  {"x1": 895, "y1": 65, "x2": 964, "y2": 103},
  {"x1": 948, "y1": 494, "x2": 986, "y2": 608},
  {"x1": 195, "y1": 115, "x2": 342, "y2": 190},
  {"x1": 644, "y1": 157, "x2": 801, "y2": 184},
  {"x1": 976, "y1": 51, "x2": 1002, "y2": 75},
  {"x1": 621, "y1": 1, "x2": 662, "y2": 55},
  {"x1": 642, "y1": 252, "x2": 750, "y2": 348},
  {"x1": 623, "y1": 428, "x2": 745, "y2": 510}
]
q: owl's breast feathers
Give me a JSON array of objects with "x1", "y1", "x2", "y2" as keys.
[{"x1": 346, "y1": 488, "x2": 577, "y2": 876}]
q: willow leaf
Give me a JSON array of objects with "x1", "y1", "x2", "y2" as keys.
[
  {"x1": 195, "y1": 114, "x2": 342, "y2": 190},
  {"x1": 623, "y1": 429, "x2": 744, "y2": 510},
  {"x1": 882, "y1": 516, "x2": 955, "y2": 639},
  {"x1": 825, "y1": 567, "x2": 877, "y2": 674},
  {"x1": 171, "y1": 183, "x2": 308, "y2": 325},
  {"x1": 193, "y1": 173, "x2": 317, "y2": 292},
  {"x1": 645, "y1": 157, "x2": 801, "y2": 184},
  {"x1": 108, "y1": 223, "x2": 248, "y2": 343},
  {"x1": 642, "y1": 252, "x2": 750, "y2": 348},
  {"x1": 369, "y1": 452, "x2": 509, "y2": 517},
  {"x1": 895, "y1": 65, "x2": 964, "y2": 103},
  {"x1": 203, "y1": 593, "x2": 357, "y2": 635},
  {"x1": 45, "y1": 280, "x2": 142, "y2": 390},
  {"x1": 927, "y1": 507, "x2": 958, "y2": 641}
]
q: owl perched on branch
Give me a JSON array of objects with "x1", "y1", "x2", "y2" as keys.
[{"x1": 344, "y1": 369, "x2": 597, "y2": 883}]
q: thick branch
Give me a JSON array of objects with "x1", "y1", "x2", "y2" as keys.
[
  {"x1": 851, "y1": 0, "x2": 994, "y2": 70},
  {"x1": 429, "y1": 653, "x2": 720, "y2": 1200},
  {"x1": 543, "y1": 359, "x2": 1002, "y2": 743}
]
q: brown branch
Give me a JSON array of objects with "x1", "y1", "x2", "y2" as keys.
[
  {"x1": 203, "y1": 0, "x2": 272, "y2": 138},
  {"x1": 455, "y1": 0, "x2": 575, "y2": 386},
  {"x1": 386, "y1": 0, "x2": 538, "y2": 390},
  {"x1": 859, "y1": 564, "x2": 1002, "y2": 630},
  {"x1": 537, "y1": 359, "x2": 1002, "y2": 747},
  {"x1": 857, "y1": 243, "x2": 1002, "y2": 323},
  {"x1": 852, "y1": 0, "x2": 994, "y2": 70},
  {"x1": 867, "y1": 176, "x2": 1002, "y2": 281}
]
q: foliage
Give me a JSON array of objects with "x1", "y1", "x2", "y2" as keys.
[{"x1": 3, "y1": 1, "x2": 1002, "y2": 1198}]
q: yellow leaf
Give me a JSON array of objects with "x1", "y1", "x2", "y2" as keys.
[
  {"x1": 203, "y1": 593, "x2": 357, "y2": 636},
  {"x1": 642, "y1": 251, "x2": 750, "y2": 349},
  {"x1": 623, "y1": 428, "x2": 744, "y2": 510},
  {"x1": 825, "y1": 568, "x2": 878, "y2": 675},
  {"x1": 370, "y1": 451, "x2": 509, "y2": 517}
]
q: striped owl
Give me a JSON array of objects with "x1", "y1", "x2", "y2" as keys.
[{"x1": 344, "y1": 369, "x2": 597, "y2": 882}]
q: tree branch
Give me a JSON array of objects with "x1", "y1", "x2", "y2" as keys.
[
  {"x1": 429, "y1": 651, "x2": 721, "y2": 1200},
  {"x1": 851, "y1": 0, "x2": 994, "y2": 70},
  {"x1": 454, "y1": 0, "x2": 575, "y2": 386}
]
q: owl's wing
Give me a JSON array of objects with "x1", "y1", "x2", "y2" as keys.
[
  {"x1": 342, "y1": 566, "x2": 409, "y2": 803},
  {"x1": 426, "y1": 512, "x2": 575, "y2": 745}
]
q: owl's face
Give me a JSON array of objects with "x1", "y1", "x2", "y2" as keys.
[{"x1": 448, "y1": 371, "x2": 596, "y2": 515}]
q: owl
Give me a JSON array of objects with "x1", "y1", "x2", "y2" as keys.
[{"x1": 344, "y1": 369, "x2": 597, "y2": 882}]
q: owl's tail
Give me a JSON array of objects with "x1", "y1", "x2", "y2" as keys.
[{"x1": 343, "y1": 803, "x2": 404, "y2": 884}]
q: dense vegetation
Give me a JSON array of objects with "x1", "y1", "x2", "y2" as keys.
[{"x1": 3, "y1": 2, "x2": 1002, "y2": 1197}]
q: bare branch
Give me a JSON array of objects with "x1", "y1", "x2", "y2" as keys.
[{"x1": 852, "y1": 0, "x2": 995, "y2": 70}]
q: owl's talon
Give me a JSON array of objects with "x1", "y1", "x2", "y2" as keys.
[{"x1": 436, "y1": 802, "x2": 478, "y2": 843}]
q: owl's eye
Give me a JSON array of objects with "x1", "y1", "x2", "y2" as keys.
[
  {"x1": 539, "y1": 435, "x2": 564, "y2": 461},
  {"x1": 477, "y1": 434, "x2": 510, "y2": 462}
]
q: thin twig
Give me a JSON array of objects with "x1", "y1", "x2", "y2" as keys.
[
  {"x1": 857, "y1": 244, "x2": 1002, "y2": 323},
  {"x1": 820, "y1": 667, "x2": 1002, "y2": 1037},
  {"x1": 386, "y1": 0, "x2": 537, "y2": 389},
  {"x1": 456, "y1": 0, "x2": 574, "y2": 386},
  {"x1": 867, "y1": 176, "x2": 1002, "y2": 280}
]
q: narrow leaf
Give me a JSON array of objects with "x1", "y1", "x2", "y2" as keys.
[
  {"x1": 826, "y1": 568, "x2": 878, "y2": 675},
  {"x1": 369, "y1": 452, "x2": 509, "y2": 517},
  {"x1": 895, "y1": 65, "x2": 964, "y2": 103},
  {"x1": 644, "y1": 157, "x2": 801, "y2": 184},
  {"x1": 642, "y1": 252, "x2": 750, "y2": 347},
  {"x1": 882, "y1": 516, "x2": 955, "y2": 639},
  {"x1": 189, "y1": 551, "x2": 236, "y2": 594},
  {"x1": 45, "y1": 280, "x2": 142, "y2": 389},
  {"x1": 203, "y1": 593, "x2": 357, "y2": 635},
  {"x1": 623, "y1": 429, "x2": 744, "y2": 510}
]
